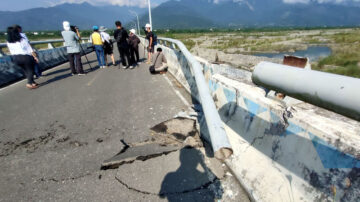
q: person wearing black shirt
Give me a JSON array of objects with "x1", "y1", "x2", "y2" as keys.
[
  {"x1": 145, "y1": 23, "x2": 154, "y2": 64},
  {"x1": 113, "y1": 21, "x2": 131, "y2": 69}
]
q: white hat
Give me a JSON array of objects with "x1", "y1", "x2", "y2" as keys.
[
  {"x1": 99, "y1": 26, "x2": 107, "y2": 32},
  {"x1": 63, "y1": 21, "x2": 70, "y2": 31},
  {"x1": 145, "y1": 23, "x2": 151, "y2": 28},
  {"x1": 130, "y1": 29, "x2": 136, "y2": 34}
]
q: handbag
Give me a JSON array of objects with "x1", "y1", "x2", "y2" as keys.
[{"x1": 149, "y1": 53, "x2": 161, "y2": 74}]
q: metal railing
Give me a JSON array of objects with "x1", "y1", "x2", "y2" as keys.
[
  {"x1": 0, "y1": 38, "x2": 90, "y2": 57},
  {"x1": 156, "y1": 37, "x2": 233, "y2": 160}
]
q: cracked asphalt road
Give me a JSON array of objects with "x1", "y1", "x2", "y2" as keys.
[{"x1": 0, "y1": 48, "x2": 250, "y2": 201}]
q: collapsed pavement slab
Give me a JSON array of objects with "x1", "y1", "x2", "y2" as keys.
[{"x1": 101, "y1": 143, "x2": 182, "y2": 170}]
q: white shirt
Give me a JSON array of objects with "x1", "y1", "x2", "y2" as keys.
[
  {"x1": 20, "y1": 33, "x2": 29, "y2": 42},
  {"x1": 7, "y1": 38, "x2": 34, "y2": 56},
  {"x1": 100, "y1": 32, "x2": 110, "y2": 43}
]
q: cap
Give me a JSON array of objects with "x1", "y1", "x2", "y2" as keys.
[
  {"x1": 93, "y1": 26, "x2": 99, "y2": 31},
  {"x1": 145, "y1": 23, "x2": 151, "y2": 28},
  {"x1": 130, "y1": 29, "x2": 136, "y2": 34}
]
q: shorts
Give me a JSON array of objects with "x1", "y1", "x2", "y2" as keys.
[
  {"x1": 104, "y1": 42, "x2": 113, "y2": 55},
  {"x1": 147, "y1": 45, "x2": 154, "y2": 53}
]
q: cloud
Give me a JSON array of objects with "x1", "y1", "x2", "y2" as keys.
[{"x1": 51, "y1": 0, "x2": 167, "y2": 8}]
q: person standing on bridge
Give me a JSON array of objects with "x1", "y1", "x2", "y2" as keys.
[
  {"x1": 128, "y1": 29, "x2": 141, "y2": 66},
  {"x1": 114, "y1": 21, "x2": 131, "y2": 69},
  {"x1": 90, "y1": 26, "x2": 106, "y2": 69},
  {"x1": 15, "y1": 25, "x2": 42, "y2": 79},
  {"x1": 61, "y1": 21, "x2": 85, "y2": 76},
  {"x1": 6, "y1": 25, "x2": 39, "y2": 89},
  {"x1": 99, "y1": 26, "x2": 115, "y2": 67},
  {"x1": 145, "y1": 24, "x2": 155, "y2": 64}
]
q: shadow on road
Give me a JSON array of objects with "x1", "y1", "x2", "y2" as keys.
[{"x1": 159, "y1": 147, "x2": 223, "y2": 201}]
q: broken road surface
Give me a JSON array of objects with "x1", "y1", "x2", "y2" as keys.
[{"x1": 0, "y1": 49, "x2": 250, "y2": 201}]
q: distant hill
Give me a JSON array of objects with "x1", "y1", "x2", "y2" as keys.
[
  {"x1": 141, "y1": 0, "x2": 360, "y2": 29},
  {"x1": 1, "y1": 1, "x2": 360, "y2": 31},
  {"x1": 0, "y1": 2, "x2": 146, "y2": 31}
]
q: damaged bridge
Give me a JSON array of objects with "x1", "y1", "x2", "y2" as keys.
[
  {"x1": 0, "y1": 44, "x2": 247, "y2": 201},
  {"x1": 1, "y1": 35, "x2": 360, "y2": 202}
]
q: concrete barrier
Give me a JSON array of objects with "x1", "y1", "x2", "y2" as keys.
[
  {"x1": 0, "y1": 43, "x2": 93, "y2": 87},
  {"x1": 152, "y1": 40, "x2": 360, "y2": 201}
]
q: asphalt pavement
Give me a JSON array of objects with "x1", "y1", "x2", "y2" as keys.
[{"x1": 0, "y1": 48, "x2": 249, "y2": 201}]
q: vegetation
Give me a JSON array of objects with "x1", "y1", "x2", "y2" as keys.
[
  {"x1": 312, "y1": 30, "x2": 360, "y2": 78},
  {"x1": 158, "y1": 27, "x2": 360, "y2": 78},
  {"x1": 1, "y1": 27, "x2": 359, "y2": 78}
]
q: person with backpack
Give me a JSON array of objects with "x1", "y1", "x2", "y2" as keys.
[
  {"x1": 145, "y1": 23, "x2": 157, "y2": 64},
  {"x1": 128, "y1": 29, "x2": 141, "y2": 66},
  {"x1": 149, "y1": 48, "x2": 167, "y2": 74},
  {"x1": 61, "y1": 21, "x2": 85, "y2": 75},
  {"x1": 113, "y1": 21, "x2": 131, "y2": 69},
  {"x1": 90, "y1": 26, "x2": 106, "y2": 69},
  {"x1": 99, "y1": 26, "x2": 115, "y2": 67}
]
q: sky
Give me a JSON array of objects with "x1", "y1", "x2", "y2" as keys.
[{"x1": 0, "y1": 0, "x2": 359, "y2": 11}]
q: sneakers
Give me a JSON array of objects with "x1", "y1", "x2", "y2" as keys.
[
  {"x1": 122, "y1": 65, "x2": 127, "y2": 69},
  {"x1": 130, "y1": 65, "x2": 135, "y2": 69},
  {"x1": 78, "y1": 73, "x2": 86, "y2": 76}
]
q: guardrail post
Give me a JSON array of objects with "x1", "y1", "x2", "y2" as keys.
[
  {"x1": 48, "y1": 43, "x2": 54, "y2": 49},
  {"x1": 171, "y1": 43, "x2": 176, "y2": 50}
]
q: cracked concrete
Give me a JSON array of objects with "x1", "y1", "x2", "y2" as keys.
[{"x1": 0, "y1": 48, "x2": 250, "y2": 201}]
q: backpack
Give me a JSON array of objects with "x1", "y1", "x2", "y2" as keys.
[
  {"x1": 116, "y1": 29, "x2": 125, "y2": 43},
  {"x1": 152, "y1": 33, "x2": 158, "y2": 45}
]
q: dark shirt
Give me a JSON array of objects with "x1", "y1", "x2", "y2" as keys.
[
  {"x1": 129, "y1": 35, "x2": 140, "y2": 49},
  {"x1": 114, "y1": 28, "x2": 129, "y2": 47},
  {"x1": 146, "y1": 31, "x2": 154, "y2": 46}
]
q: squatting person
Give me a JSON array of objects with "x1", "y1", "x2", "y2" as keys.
[{"x1": 151, "y1": 48, "x2": 168, "y2": 74}]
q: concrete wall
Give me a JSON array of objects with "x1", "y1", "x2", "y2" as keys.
[
  {"x1": 154, "y1": 41, "x2": 360, "y2": 202},
  {"x1": 0, "y1": 44, "x2": 93, "y2": 87}
]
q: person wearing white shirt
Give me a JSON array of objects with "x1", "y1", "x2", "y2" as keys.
[
  {"x1": 99, "y1": 26, "x2": 115, "y2": 66},
  {"x1": 6, "y1": 25, "x2": 39, "y2": 89},
  {"x1": 16, "y1": 25, "x2": 42, "y2": 78}
]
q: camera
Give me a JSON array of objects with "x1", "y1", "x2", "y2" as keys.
[{"x1": 70, "y1": 25, "x2": 78, "y2": 33}]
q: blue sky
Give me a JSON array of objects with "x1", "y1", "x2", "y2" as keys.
[
  {"x1": 1, "y1": 0, "x2": 359, "y2": 11},
  {"x1": 0, "y1": 0, "x2": 169, "y2": 11}
]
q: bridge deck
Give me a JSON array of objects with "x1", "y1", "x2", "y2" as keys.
[{"x1": 0, "y1": 49, "x2": 199, "y2": 200}]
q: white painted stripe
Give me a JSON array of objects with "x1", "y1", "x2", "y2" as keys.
[{"x1": 163, "y1": 74, "x2": 190, "y2": 107}]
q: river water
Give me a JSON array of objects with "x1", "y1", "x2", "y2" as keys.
[{"x1": 254, "y1": 46, "x2": 332, "y2": 62}]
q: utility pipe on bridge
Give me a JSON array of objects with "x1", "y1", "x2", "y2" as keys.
[{"x1": 252, "y1": 62, "x2": 360, "y2": 121}]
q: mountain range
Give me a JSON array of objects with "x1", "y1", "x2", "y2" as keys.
[
  {"x1": 0, "y1": 3, "x2": 146, "y2": 31},
  {"x1": 1, "y1": 0, "x2": 360, "y2": 31}
]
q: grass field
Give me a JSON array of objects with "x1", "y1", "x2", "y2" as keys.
[{"x1": 159, "y1": 28, "x2": 360, "y2": 78}]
